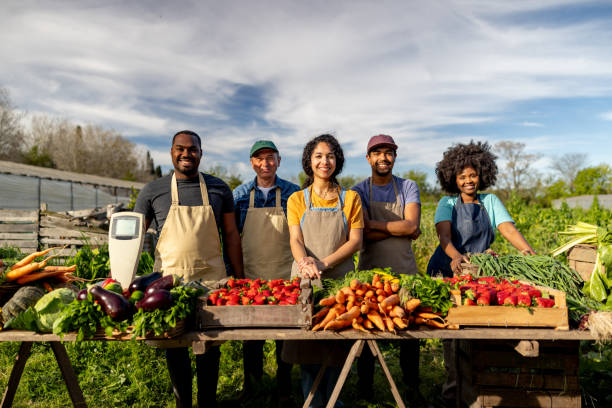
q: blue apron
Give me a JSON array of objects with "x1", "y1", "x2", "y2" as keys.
[{"x1": 426, "y1": 194, "x2": 495, "y2": 277}]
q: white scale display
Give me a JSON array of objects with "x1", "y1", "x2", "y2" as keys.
[{"x1": 108, "y1": 212, "x2": 145, "y2": 290}]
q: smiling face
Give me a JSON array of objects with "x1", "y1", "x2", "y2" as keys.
[
  {"x1": 311, "y1": 142, "x2": 336, "y2": 181},
  {"x1": 250, "y1": 148, "x2": 280, "y2": 182},
  {"x1": 171, "y1": 133, "x2": 202, "y2": 178},
  {"x1": 367, "y1": 146, "x2": 396, "y2": 177},
  {"x1": 456, "y1": 166, "x2": 479, "y2": 196}
]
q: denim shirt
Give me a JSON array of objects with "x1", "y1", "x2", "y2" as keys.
[{"x1": 233, "y1": 175, "x2": 300, "y2": 233}]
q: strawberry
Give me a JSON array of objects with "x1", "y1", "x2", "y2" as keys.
[
  {"x1": 503, "y1": 296, "x2": 517, "y2": 306},
  {"x1": 267, "y1": 296, "x2": 279, "y2": 305},
  {"x1": 227, "y1": 278, "x2": 236, "y2": 288},
  {"x1": 463, "y1": 298, "x2": 477, "y2": 306},
  {"x1": 496, "y1": 290, "x2": 511, "y2": 305},
  {"x1": 254, "y1": 294, "x2": 266, "y2": 305},
  {"x1": 241, "y1": 296, "x2": 251, "y2": 305},
  {"x1": 477, "y1": 295, "x2": 491, "y2": 306},
  {"x1": 208, "y1": 292, "x2": 219, "y2": 305},
  {"x1": 517, "y1": 294, "x2": 531, "y2": 306}
]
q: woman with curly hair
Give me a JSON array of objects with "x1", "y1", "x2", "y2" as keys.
[
  {"x1": 282, "y1": 134, "x2": 363, "y2": 408},
  {"x1": 427, "y1": 140, "x2": 535, "y2": 277}
]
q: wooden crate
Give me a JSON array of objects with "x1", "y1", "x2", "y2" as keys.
[
  {"x1": 459, "y1": 340, "x2": 581, "y2": 407},
  {"x1": 446, "y1": 283, "x2": 569, "y2": 330},
  {"x1": 567, "y1": 244, "x2": 602, "y2": 281},
  {"x1": 0, "y1": 210, "x2": 39, "y2": 254},
  {"x1": 196, "y1": 287, "x2": 312, "y2": 329}
]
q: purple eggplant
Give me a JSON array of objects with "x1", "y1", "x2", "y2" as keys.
[
  {"x1": 77, "y1": 289, "x2": 88, "y2": 301},
  {"x1": 89, "y1": 285, "x2": 131, "y2": 321},
  {"x1": 144, "y1": 274, "x2": 179, "y2": 297},
  {"x1": 136, "y1": 289, "x2": 173, "y2": 311},
  {"x1": 128, "y1": 272, "x2": 162, "y2": 294}
]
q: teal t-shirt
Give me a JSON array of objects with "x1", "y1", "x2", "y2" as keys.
[{"x1": 434, "y1": 193, "x2": 514, "y2": 236}]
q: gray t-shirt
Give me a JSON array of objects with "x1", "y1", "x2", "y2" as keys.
[
  {"x1": 351, "y1": 175, "x2": 421, "y2": 212},
  {"x1": 134, "y1": 172, "x2": 235, "y2": 273}
]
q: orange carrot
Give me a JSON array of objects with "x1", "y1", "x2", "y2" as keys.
[
  {"x1": 426, "y1": 320, "x2": 446, "y2": 328},
  {"x1": 43, "y1": 281, "x2": 53, "y2": 292},
  {"x1": 404, "y1": 298, "x2": 421, "y2": 313},
  {"x1": 365, "y1": 290, "x2": 375, "y2": 299},
  {"x1": 355, "y1": 286, "x2": 366, "y2": 296},
  {"x1": 416, "y1": 312, "x2": 443, "y2": 320},
  {"x1": 360, "y1": 303, "x2": 370, "y2": 314},
  {"x1": 363, "y1": 319, "x2": 374, "y2": 330},
  {"x1": 41, "y1": 265, "x2": 77, "y2": 273},
  {"x1": 392, "y1": 317, "x2": 407, "y2": 330},
  {"x1": 384, "y1": 316, "x2": 396, "y2": 333},
  {"x1": 9, "y1": 247, "x2": 60, "y2": 270},
  {"x1": 367, "y1": 310, "x2": 386, "y2": 331},
  {"x1": 374, "y1": 281, "x2": 384, "y2": 290},
  {"x1": 324, "y1": 319, "x2": 352, "y2": 331},
  {"x1": 376, "y1": 288, "x2": 384, "y2": 296},
  {"x1": 346, "y1": 301, "x2": 354, "y2": 312},
  {"x1": 350, "y1": 279, "x2": 360, "y2": 290},
  {"x1": 336, "y1": 306, "x2": 360, "y2": 321},
  {"x1": 312, "y1": 309, "x2": 338, "y2": 331},
  {"x1": 335, "y1": 290, "x2": 346, "y2": 304},
  {"x1": 372, "y1": 274, "x2": 380, "y2": 285},
  {"x1": 391, "y1": 282, "x2": 400, "y2": 293},
  {"x1": 312, "y1": 307, "x2": 330, "y2": 325},
  {"x1": 16, "y1": 270, "x2": 67, "y2": 285},
  {"x1": 332, "y1": 303, "x2": 346, "y2": 315},
  {"x1": 380, "y1": 294, "x2": 400, "y2": 309},
  {"x1": 352, "y1": 319, "x2": 369, "y2": 333},
  {"x1": 383, "y1": 281, "x2": 392, "y2": 296},
  {"x1": 319, "y1": 296, "x2": 336, "y2": 307},
  {"x1": 390, "y1": 305, "x2": 406, "y2": 319},
  {"x1": 5, "y1": 255, "x2": 57, "y2": 281}
]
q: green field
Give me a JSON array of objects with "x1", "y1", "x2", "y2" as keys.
[{"x1": 1, "y1": 199, "x2": 611, "y2": 407}]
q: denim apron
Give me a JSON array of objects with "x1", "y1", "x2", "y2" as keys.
[{"x1": 426, "y1": 194, "x2": 495, "y2": 277}]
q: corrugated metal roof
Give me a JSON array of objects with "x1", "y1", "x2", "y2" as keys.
[
  {"x1": 0, "y1": 160, "x2": 145, "y2": 190},
  {"x1": 552, "y1": 195, "x2": 612, "y2": 209}
]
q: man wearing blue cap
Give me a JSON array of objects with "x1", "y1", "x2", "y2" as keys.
[{"x1": 233, "y1": 140, "x2": 300, "y2": 406}]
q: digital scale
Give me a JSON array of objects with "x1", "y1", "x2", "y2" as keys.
[{"x1": 108, "y1": 212, "x2": 145, "y2": 289}]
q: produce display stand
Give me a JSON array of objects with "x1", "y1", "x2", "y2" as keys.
[{"x1": 0, "y1": 328, "x2": 595, "y2": 408}]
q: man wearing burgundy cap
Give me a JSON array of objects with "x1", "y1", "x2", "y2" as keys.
[{"x1": 351, "y1": 134, "x2": 423, "y2": 403}]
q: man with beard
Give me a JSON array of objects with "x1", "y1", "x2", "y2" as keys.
[
  {"x1": 135, "y1": 130, "x2": 243, "y2": 408},
  {"x1": 351, "y1": 134, "x2": 423, "y2": 403}
]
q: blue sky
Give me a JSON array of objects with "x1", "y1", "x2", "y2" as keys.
[{"x1": 2, "y1": 0, "x2": 612, "y2": 185}]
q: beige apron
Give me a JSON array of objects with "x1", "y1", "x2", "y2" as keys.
[
  {"x1": 153, "y1": 173, "x2": 227, "y2": 284},
  {"x1": 241, "y1": 188, "x2": 293, "y2": 280},
  {"x1": 358, "y1": 177, "x2": 418, "y2": 275},
  {"x1": 283, "y1": 187, "x2": 353, "y2": 366}
]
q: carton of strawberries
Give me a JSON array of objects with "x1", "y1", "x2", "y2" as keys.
[
  {"x1": 444, "y1": 274, "x2": 556, "y2": 308},
  {"x1": 206, "y1": 277, "x2": 301, "y2": 306}
]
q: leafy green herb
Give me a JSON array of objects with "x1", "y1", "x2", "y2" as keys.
[
  {"x1": 131, "y1": 285, "x2": 202, "y2": 338},
  {"x1": 398, "y1": 273, "x2": 453, "y2": 315}
]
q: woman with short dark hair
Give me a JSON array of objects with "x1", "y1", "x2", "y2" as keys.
[{"x1": 427, "y1": 140, "x2": 535, "y2": 277}]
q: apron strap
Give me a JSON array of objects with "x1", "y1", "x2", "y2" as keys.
[
  {"x1": 249, "y1": 189, "x2": 256, "y2": 208},
  {"x1": 275, "y1": 187, "x2": 281, "y2": 208},
  {"x1": 170, "y1": 173, "x2": 179, "y2": 205},
  {"x1": 198, "y1": 173, "x2": 210, "y2": 206}
]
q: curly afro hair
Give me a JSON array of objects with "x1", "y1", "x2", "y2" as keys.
[
  {"x1": 301, "y1": 134, "x2": 345, "y2": 188},
  {"x1": 435, "y1": 140, "x2": 498, "y2": 194}
]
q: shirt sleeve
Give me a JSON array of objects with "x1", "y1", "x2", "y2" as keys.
[
  {"x1": 402, "y1": 178, "x2": 421, "y2": 205},
  {"x1": 350, "y1": 180, "x2": 368, "y2": 210},
  {"x1": 287, "y1": 191, "x2": 304, "y2": 226},
  {"x1": 434, "y1": 196, "x2": 454, "y2": 224},
  {"x1": 346, "y1": 191, "x2": 364, "y2": 229},
  {"x1": 486, "y1": 194, "x2": 514, "y2": 227},
  {"x1": 133, "y1": 185, "x2": 153, "y2": 220},
  {"x1": 221, "y1": 183, "x2": 235, "y2": 213}
]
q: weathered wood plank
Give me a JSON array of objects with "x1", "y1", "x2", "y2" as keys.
[
  {"x1": 0, "y1": 210, "x2": 39, "y2": 219},
  {"x1": 0, "y1": 224, "x2": 37, "y2": 233},
  {"x1": 481, "y1": 391, "x2": 581, "y2": 408},
  {"x1": 0, "y1": 240, "x2": 38, "y2": 248},
  {"x1": 0, "y1": 216, "x2": 38, "y2": 223},
  {"x1": 465, "y1": 350, "x2": 578, "y2": 372},
  {"x1": 40, "y1": 237, "x2": 107, "y2": 246},
  {"x1": 39, "y1": 227, "x2": 106, "y2": 240},
  {"x1": 0, "y1": 233, "x2": 37, "y2": 240}
]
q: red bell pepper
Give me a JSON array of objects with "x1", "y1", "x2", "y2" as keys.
[
  {"x1": 503, "y1": 295, "x2": 517, "y2": 306},
  {"x1": 517, "y1": 293, "x2": 531, "y2": 306}
]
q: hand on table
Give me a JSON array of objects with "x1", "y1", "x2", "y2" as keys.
[
  {"x1": 298, "y1": 256, "x2": 326, "y2": 279},
  {"x1": 450, "y1": 255, "x2": 470, "y2": 274}
]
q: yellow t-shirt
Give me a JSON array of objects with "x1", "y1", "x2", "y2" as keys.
[{"x1": 287, "y1": 188, "x2": 364, "y2": 229}]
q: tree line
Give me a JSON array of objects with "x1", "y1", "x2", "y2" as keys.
[
  {"x1": 0, "y1": 87, "x2": 160, "y2": 182},
  {"x1": 3, "y1": 86, "x2": 610, "y2": 203}
]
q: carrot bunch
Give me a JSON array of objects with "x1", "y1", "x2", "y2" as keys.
[
  {"x1": 311, "y1": 273, "x2": 447, "y2": 332},
  {"x1": 3, "y1": 246, "x2": 83, "y2": 286}
]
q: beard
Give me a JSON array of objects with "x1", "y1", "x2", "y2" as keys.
[{"x1": 373, "y1": 162, "x2": 392, "y2": 177}]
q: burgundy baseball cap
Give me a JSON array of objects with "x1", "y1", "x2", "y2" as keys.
[{"x1": 367, "y1": 134, "x2": 398, "y2": 153}]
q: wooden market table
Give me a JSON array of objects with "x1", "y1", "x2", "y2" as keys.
[{"x1": 0, "y1": 328, "x2": 596, "y2": 408}]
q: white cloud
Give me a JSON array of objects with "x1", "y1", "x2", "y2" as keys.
[{"x1": 2, "y1": 0, "x2": 612, "y2": 178}]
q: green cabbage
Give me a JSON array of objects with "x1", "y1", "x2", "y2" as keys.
[{"x1": 34, "y1": 288, "x2": 76, "y2": 332}]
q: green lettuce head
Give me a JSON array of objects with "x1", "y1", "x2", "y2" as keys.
[{"x1": 34, "y1": 288, "x2": 76, "y2": 332}]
